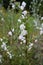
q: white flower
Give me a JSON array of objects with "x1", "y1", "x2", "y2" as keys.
[
  {"x1": 7, "y1": 51, "x2": 10, "y2": 54},
  {"x1": 18, "y1": 34, "x2": 25, "y2": 41},
  {"x1": 8, "y1": 31, "x2": 12, "y2": 36},
  {"x1": 1, "y1": 42, "x2": 7, "y2": 51},
  {"x1": 41, "y1": 17, "x2": 43, "y2": 20},
  {"x1": 28, "y1": 47, "x2": 32, "y2": 51},
  {"x1": 7, "y1": 51, "x2": 12, "y2": 59},
  {"x1": 12, "y1": 28, "x2": 14, "y2": 32},
  {"x1": 1, "y1": 18, "x2": 4, "y2": 22},
  {"x1": 20, "y1": 42, "x2": 22, "y2": 44},
  {"x1": 28, "y1": 43, "x2": 33, "y2": 51},
  {"x1": 1, "y1": 42, "x2": 6, "y2": 48},
  {"x1": 20, "y1": 24, "x2": 25, "y2": 31},
  {"x1": 4, "y1": 47, "x2": 7, "y2": 51},
  {"x1": 22, "y1": 10, "x2": 27, "y2": 16},
  {"x1": 40, "y1": 27, "x2": 42, "y2": 30},
  {"x1": 18, "y1": 19, "x2": 21, "y2": 23},
  {"x1": 23, "y1": 40, "x2": 26, "y2": 43},
  {"x1": 21, "y1": 30, "x2": 28, "y2": 36},
  {"x1": 21, "y1": 15, "x2": 25, "y2": 19},
  {"x1": 0, "y1": 38, "x2": 3, "y2": 42},
  {"x1": 9, "y1": 54, "x2": 12, "y2": 59},
  {"x1": 12, "y1": 4, "x2": 15, "y2": 9},
  {"x1": 22, "y1": 1, "x2": 26, "y2": 8},
  {"x1": 36, "y1": 27, "x2": 40, "y2": 30},
  {"x1": 35, "y1": 39, "x2": 38, "y2": 43},
  {"x1": 20, "y1": 6, "x2": 24, "y2": 10},
  {"x1": 19, "y1": 54, "x2": 21, "y2": 57},
  {"x1": 20, "y1": 1, "x2": 26, "y2": 10},
  {"x1": 29, "y1": 43, "x2": 33, "y2": 48}
]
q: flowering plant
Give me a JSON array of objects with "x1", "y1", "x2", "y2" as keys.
[{"x1": 0, "y1": 1, "x2": 43, "y2": 65}]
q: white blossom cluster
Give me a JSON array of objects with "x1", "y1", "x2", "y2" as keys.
[
  {"x1": 19, "y1": 23, "x2": 27, "y2": 44},
  {"x1": 18, "y1": 2, "x2": 28, "y2": 44},
  {"x1": 22, "y1": 10, "x2": 27, "y2": 16},
  {"x1": 18, "y1": 1, "x2": 28, "y2": 23},
  {"x1": 18, "y1": 19, "x2": 21, "y2": 23},
  {"x1": 21, "y1": 10, "x2": 27, "y2": 19},
  {"x1": 1, "y1": 42, "x2": 7, "y2": 51},
  {"x1": 41, "y1": 17, "x2": 43, "y2": 21},
  {"x1": 28, "y1": 43, "x2": 33, "y2": 51},
  {"x1": 1, "y1": 18, "x2": 5, "y2": 22},
  {"x1": 0, "y1": 39, "x2": 13, "y2": 59},
  {"x1": 7, "y1": 51, "x2": 13, "y2": 59},
  {"x1": 18, "y1": 13, "x2": 27, "y2": 22}
]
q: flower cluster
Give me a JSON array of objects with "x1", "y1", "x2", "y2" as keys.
[
  {"x1": 28, "y1": 43, "x2": 33, "y2": 51},
  {"x1": 1, "y1": 42, "x2": 7, "y2": 51},
  {"x1": 0, "y1": 38, "x2": 13, "y2": 60},
  {"x1": 19, "y1": 23, "x2": 27, "y2": 44},
  {"x1": 22, "y1": 10, "x2": 27, "y2": 16}
]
